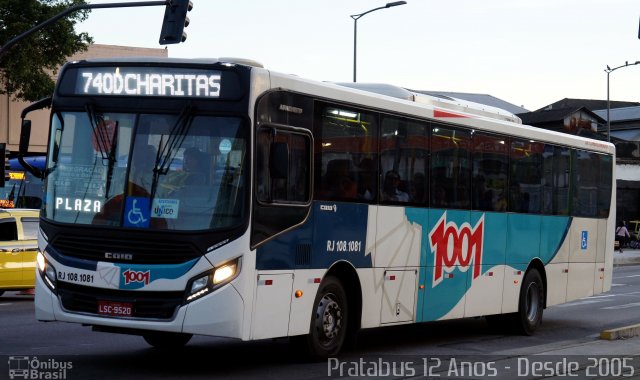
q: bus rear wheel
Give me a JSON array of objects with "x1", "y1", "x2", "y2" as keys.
[
  {"x1": 513, "y1": 268, "x2": 544, "y2": 335},
  {"x1": 304, "y1": 276, "x2": 348, "y2": 359},
  {"x1": 143, "y1": 332, "x2": 192, "y2": 349}
]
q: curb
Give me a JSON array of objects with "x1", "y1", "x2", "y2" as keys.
[
  {"x1": 601, "y1": 324, "x2": 640, "y2": 340},
  {"x1": 613, "y1": 251, "x2": 640, "y2": 266}
]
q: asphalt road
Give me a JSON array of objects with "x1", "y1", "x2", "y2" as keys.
[{"x1": 2, "y1": 265, "x2": 640, "y2": 379}]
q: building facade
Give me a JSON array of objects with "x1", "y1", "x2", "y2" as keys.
[{"x1": 1, "y1": 44, "x2": 168, "y2": 154}]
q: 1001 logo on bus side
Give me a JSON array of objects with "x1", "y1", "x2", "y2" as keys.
[{"x1": 429, "y1": 213, "x2": 484, "y2": 287}]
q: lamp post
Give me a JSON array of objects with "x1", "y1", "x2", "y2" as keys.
[
  {"x1": 605, "y1": 60, "x2": 640, "y2": 142},
  {"x1": 351, "y1": 1, "x2": 406, "y2": 82}
]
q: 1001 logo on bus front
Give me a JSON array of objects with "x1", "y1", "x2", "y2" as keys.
[
  {"x1": 429, "y1": 213, "x2": 484, "y2": 287},
  {"x1": 122, "y1": 269, "x2": 150, "y2": 286}
]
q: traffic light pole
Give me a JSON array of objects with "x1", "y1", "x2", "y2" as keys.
[
  {"x1": 0, "y1": 1, "x2": 169, "y2": 58},
  {"x1": 0, "y1": 143, "x2": 7, "y2": 188}
]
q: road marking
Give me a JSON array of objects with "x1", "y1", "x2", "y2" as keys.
[
  {"x1": 618, "y1": 274, "x2": 640, "y2": 278},
  {"x1": 0, "y1": 303, "x2": 11, "y2": 306},
  {"x1": 611, "y1": 283, "x2": 625, "y2": 287},
  {"x1": 558, "y1": 300, "x2": 608, "y2": 307},
  {"x1": 582, "y1": 294, "x2": 616, "y2": 299},
  {"x1": 602, "y1": 302, "x2": 640, "y2": 310}
]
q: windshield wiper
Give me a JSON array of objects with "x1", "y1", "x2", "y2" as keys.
[
  {"x1": 103, "y1": 121, "x2": 119, "y2": 198},
  {"x1": 86, "y1": 104, "x2": 111, "y2": 162},
  {"x1": 85, "y1": 104, "x2": 118, "y2": 198},
  {"x1": 149, "y1": 104, "x2": 195, "y2": 202}
]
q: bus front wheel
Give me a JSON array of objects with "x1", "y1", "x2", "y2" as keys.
[
  {"x1": 304, "y1": 276, "x2": 348, "y2": 359},
  {"x1": 143, "y1": 332, "x2": 192, "y2": 349}
]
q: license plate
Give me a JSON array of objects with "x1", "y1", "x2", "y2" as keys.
[{"x1": 97, "y1": 300, "x2": 133, "y2": 317}]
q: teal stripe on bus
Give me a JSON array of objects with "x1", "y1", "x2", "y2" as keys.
[{"x1": 405, "y1": 208, "x2": 570, "y2": 322}]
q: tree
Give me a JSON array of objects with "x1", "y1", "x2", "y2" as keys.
[{"x1": 0, "y1": 0, "x2": 93, "y2": 102}]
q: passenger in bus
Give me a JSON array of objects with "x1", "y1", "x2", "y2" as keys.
[
  {"x1": 333, "y1": 176, "x2": 357, "y2": 199},
  {"x1": 357, "y1": 158, "x2": 377, "y2": 201},
  {"x1": 474, "y1": 176, "x2": 493, "y2": 211},
  {"x1": 383, "y1": 171, "x2": 409, "y2": 202},
  {"x1": 519, "y1": 192, "x2": 530, "y2": 213},
  {"x1": 325, "y1": 173, "x2": 357, "y2": 200},
  {"x1": 323, "y1": 159, "x2": 356, "y2": 200},
  {"x1": 410, "y1": 172, "x2": 426, "y2": 204},
  {"x1": 161, "y1": 147, "x2": 209, "y2": 193},
  {"x1": 432, "y1": 185, "x2": 448, "y2": 208},
  {"x1": 129, "y1": 144, "x2": 157, "y2": 194},
  {"x1": 93, "y1": 144, "x2": 167, "y2": 228},
  {"x1": 494, "y1": 190, "x2": 507, "y2": 211},
  {"x1": 182, "y1": 147, "x2": 209, "y2": 185}
]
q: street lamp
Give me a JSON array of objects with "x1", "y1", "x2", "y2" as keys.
[
  {"x1": 350, "y1": 1, "x2": 407, "y2": 82},
  {"x1": 605, "y1": 60, "x2": 640, "y2": 142}
]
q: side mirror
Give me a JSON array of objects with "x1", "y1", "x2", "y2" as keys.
[
  {"x1": 0, "y1": 143, "x2": 7, "y2": 188},
  {"x1": 18, "y1": 119, "x2": 42, "y2": 179},
  {"x1": 269, "y1": 142, "x2": 289, "y2": 180},
  {"x1": 18, "y1": 97, "x2": 50, "y2": 179},
  {"x1": 19, "y1": 119, "x2": 31, "y2": 155}
]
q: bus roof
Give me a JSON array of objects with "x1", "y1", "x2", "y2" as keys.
[
  {"x1": 63, "y1": 57, "x2": 615, "y2": 156},
  {"x1": 335, "y1": 82, "x2": 522, "y2": 124},
  {"x1": 266, "y1": 69, "x2": 615, "y2": 156},
  {"x1": 65, "y1": 56, "x2": 264, "y2": 67}
]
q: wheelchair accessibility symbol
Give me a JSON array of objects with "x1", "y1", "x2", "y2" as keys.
[
  {"x1": 581, "y1": 231, "x2": 588, "y2": 250},
  {"x1": 124, "y1": 197, "x2": 150, "y2": 228}
]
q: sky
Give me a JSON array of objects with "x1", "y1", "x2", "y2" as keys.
[{"x1": 77, "y1": 0, "x2": 640, "y2": 112}]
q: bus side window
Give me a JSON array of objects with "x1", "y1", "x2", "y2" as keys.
[
  {"x1": 256, "y1": 127, "x2": 311, "y2": 204},
  {"x1": 472, "y1": 133, "x2": 508, "y2": 212},
  {"x1": 379, "y1": 116, "x2": 427, "y2": 205},
  {"x1": 314, "y1": 102, "x2": 378, "y2": 204},
  {"x1": 252, "y1": 125, "x2": 312, "y2": 248},
  {"x1": 431, "y1": 125, "x2": 471, "y2": 209}
]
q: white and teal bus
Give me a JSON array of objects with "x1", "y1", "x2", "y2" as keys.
[{"x1": 24, "y1": 57, "x2": 614, "y2": 358}]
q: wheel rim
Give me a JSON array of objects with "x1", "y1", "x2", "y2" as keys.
[
  {"x1": 314, "y1": 292, "x2": 343, "y2": 346},
  {"x1": 525, "y1": 282, "x2": 540, "y2": 322}
]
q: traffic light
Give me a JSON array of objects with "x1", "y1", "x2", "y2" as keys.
[
  {"x1": 0, "y1": 143, "x2": 8, "y2": 188},
  {"x1": 159, "y1": 0, "x2": 193, "y2": 45}
]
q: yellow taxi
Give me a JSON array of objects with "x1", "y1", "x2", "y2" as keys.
[
  {"x1": 628, "y1": 220, "x2": 640, "y2": 240},
  {"x1": 0, "y1": 209, "x2": 39, "y2": 296}
]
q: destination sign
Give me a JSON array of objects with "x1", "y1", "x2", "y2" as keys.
[{"x1": 75, "y1": 67, "x2": 222, "y2": 98}]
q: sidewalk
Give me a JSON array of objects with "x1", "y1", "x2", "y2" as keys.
[{"x1": 613, "y1": 248, "x2": 640, "y2": 266}]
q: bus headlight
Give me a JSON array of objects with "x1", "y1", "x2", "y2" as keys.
[
  {"x1": 185, "y1": 258, "x2": 240, "y2": 303},
  {"x1": 37, "y1": 251, "x2": 57, "y2": 292},
  {"x1": 213, "y1": 261, "x2": 238, "y2": 285}
]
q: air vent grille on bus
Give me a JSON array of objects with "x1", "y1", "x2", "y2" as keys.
[
  {"x1": 50, "y1": 235, "x2": 201, "y2": 264},
  {"x1": 295, "y1": 244, "x2": 312, "y2": 266}
]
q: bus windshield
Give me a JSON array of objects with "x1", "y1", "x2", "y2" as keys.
[{"x1": 44, "y1": 111, "x2": 247, "y2": 231}]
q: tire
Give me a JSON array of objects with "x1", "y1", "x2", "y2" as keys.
[
  {"x1": 303, "y1": 276, "x2": 348, "y2": 359},
  {"x1": 513, "y1": 269, "x2": 544, "y2": 335},
  {"x1": 143, "y1": 332, "x2": 192, "y2": 349}
]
